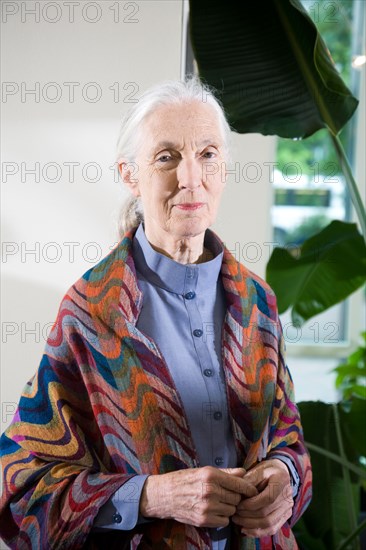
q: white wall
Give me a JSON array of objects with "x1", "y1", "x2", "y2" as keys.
[
  {"x1": 213, "y1": 132, "x2": 276, "y2": 276},
  {"x1": 1, "y1": 0, "x2": 277, "y2": 432},
  {"x1": 1, "y1": 0, "x2": 183, "y2": 431}
]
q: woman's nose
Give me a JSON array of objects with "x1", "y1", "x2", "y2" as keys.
[{"x1": 177, "y1": 158, "x2": 202, "y2": 189}]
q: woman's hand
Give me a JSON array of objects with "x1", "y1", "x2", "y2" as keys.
[
  {"x1": 139, "y1": 466, "x2": 258, "y2": 528},
  {"x1": 231, "y1": 459, "x2": 294, "y2": 537}
]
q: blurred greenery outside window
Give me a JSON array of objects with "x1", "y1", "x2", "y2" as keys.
[{"x1": 272, "y1": 0, "x2": 364, "y2": 347}]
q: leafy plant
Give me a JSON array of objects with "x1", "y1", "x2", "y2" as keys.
[
  {"x1": 266, "y1": 221, "x2": 366, "y2": 325},
  {"x1": 189, "y1": 0, "x2": 366, "y2": 323},
  {"x1": 189, "y1": 1, "x2": 366, "y2": 547},
  {"x1": 294, "y1": 400, "x2": 366, "y2": 550},
  {"x1": 334, "y1": 333, "x2": 366, "y2": 403},
  {"x1": 189, "y1": 0, "x2": 358, "y2": 137},
  {"x1": 294, "y1": 338, "x2": 366, "y2": 549},
  {"x1": 277, "y1": 0, "x2": 354, "y2": 178}
]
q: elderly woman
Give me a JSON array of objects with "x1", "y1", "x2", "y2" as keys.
[{"x1": 0, "y1": 77, "x2": 312, "y2": 550}]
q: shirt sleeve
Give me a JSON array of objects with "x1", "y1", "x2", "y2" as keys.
[{"x1": 93, "y1": 475, "x2": 150, "y2": 530}]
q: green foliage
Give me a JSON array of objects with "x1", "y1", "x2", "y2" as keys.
[
  {"x1": 303, "y1": 0, "x2": 353, "y2": 85},
  {"x1": 189, "y1": 0, "x2": 358, "y2": 138},
  {"x1": 296, "y1": 334, "x2": 366, "y2": 549},
  {"x1": 190, "y1": 2, "x2": 365, "y2": 548},
  {"x1": 334, "y1": 333, "x2": 366, "y2": 401},
  {"x1": 266, "y1": 221, "x2": 366, "y2": 325},
  {"x1": 277, "y1": 0, "x2": 354, "y2": 176},
  {"x1": 294, "y1": 400, "x2": 366, "y2": 550}
]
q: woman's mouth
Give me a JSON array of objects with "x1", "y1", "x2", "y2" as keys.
[{"x1": 175, "y1": 203, "x2": 205, "y2": 210}]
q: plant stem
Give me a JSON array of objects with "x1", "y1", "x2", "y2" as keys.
[
  {"x1": 329, "y1": 132, "x2": 366, "y2": 243},
  {"x1": 333, "y1": 403, "x2": 359, "y2": 550},
  {"x1": 304, "y1": 442, "x2": 366, "y2": 478},
  {"x1": 337, "y1": 518, "x2": 366, "y2": 550}
]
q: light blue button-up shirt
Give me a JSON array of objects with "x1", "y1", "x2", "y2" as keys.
[{"x1": 94, "y1": 223, "x2": 299, "y2": 546}]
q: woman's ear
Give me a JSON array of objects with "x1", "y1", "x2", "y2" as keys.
[{"x1": 118, "y1": 159, "x2": 140, "y2": 197}]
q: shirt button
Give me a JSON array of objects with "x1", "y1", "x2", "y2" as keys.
[
  {"x1": 203, "y1": 369, "x2": 213, "y2": 377},
  {"x1": 213, "y1": 411, "x2": 222, "y2": 420},
  {"x1": 193, "y1": 329, "x2": 203, "y2": 337},
  {"x1": 184, "y1": 291, "x2": 196, "y2": 300},
  {"x1": 215, "y1": 457, "x2": 224, "y2": 466},
  {"x1": 112, "y1": 512, "x2": 122, "y2": 524}
]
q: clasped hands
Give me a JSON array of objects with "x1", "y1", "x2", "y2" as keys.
[{"x1": 140, "y1": 459, "x2": 294, "y2": 538}]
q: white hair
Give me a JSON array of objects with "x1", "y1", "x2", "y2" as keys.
[{"x1": 116, "y1": 75, "x2": 232, "y2": 236}]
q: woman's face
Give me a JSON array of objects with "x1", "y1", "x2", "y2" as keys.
[{"x1": 123, "y1": 100, "x2": 227, "y2": 242}]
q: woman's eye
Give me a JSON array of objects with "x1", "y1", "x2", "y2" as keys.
[
  {"x1": 202, "y1": 151, "x2": 216, "y2": 159},
  {"x1": 157, "y1": 155, "x2": 172, "y2": 163}
]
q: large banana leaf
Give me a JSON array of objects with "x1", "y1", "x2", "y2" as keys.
[
  {"x1": 266, "y1": 221, "x2": 366, "y2": 325},
  {"x1": 189, "y1": 0, "x2": 366, "y2": 320},
  {"x1": 189, "y1": 0, "x2": 358, "y2": 138}
]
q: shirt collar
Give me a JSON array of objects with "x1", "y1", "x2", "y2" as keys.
[{"x1": 132, "y1": 222, "x2": 224, "y2": 295}]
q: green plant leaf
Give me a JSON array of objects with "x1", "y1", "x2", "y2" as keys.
[
  {"x1": 348, "y1": 350, "x2": 365, "y2": 367},
  {"x1": 334, "y1": 364, "x2": 366, "y2": 378},
  {"x1": 333, "y1": 334, "x2": 366, "y2": 400},
  {"x1": 189, "y1": 0, "x2": 358, "y2": 138},
  {"x1": 340, "y1": 398, "x2": 366, "y2": 458},
  {"x1": 304, "y1": 442, "x2": 366, "y2": 479},
  {"x1": 347, "y1": 348, "x2": 366, "y2": 367},
  {"x1": 297, "y1": 401, "x2": 363, "y2": 547},
  {"x1": 293, "y1": 518, "x2": 328, "y2": 550},
  {"x1": 266, "y1": 221, "x2": 366, "y2": 325},
  {"x1": 334, "y1": 363, "x2": 366, "y2": 388},
  {"x1": 345, "y1": 385, "x2": 366, "y2": 400},
  {"x1": 337, "y1": 518, "x2": 366, "y2": 550}
]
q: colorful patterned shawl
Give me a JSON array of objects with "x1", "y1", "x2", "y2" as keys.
[{"x1": 0, "y1": 227, "x2": 312, "y2": 549}]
